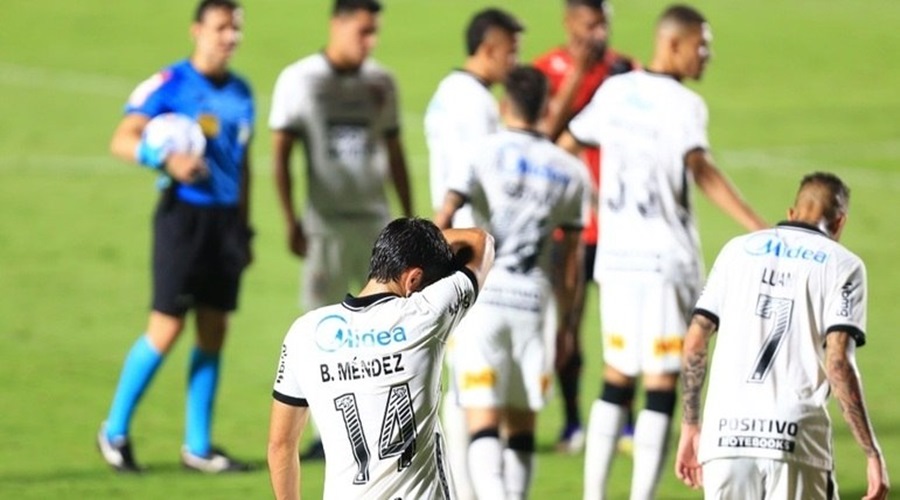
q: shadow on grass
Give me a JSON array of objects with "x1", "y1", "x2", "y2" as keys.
[{"x1": 0, "y1": 458, "x2": 269, "y2": 485}]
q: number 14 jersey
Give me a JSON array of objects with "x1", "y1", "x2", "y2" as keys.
[
  {"x1": 273, "y1": 270, "x2": 477, "y2": 500},
  {"x1": 694, "y1": 222, "x2": 867, "y2": 470}
]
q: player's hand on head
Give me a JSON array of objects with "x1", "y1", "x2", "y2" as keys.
[
  {"x1": 288, "y1": 221, "x2": 307, "y2": 258},
  {"x1": 165, "y1": 152, "x2": 209, "y2": 184},
  {"x1": 675, "y1": 424, "x2": 703, "y2": 489}
]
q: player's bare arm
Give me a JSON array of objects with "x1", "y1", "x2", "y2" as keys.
[
  {"x1": 540, "y1": 40, "x2": 594, "y2": 140},
  {"x1": 267, "y1": 400, "x2": 309, "y2": 500},
  {"x1": 553, "y1": 229, "x2": 584, "y2": 370},
  {"x1": 825, "y1": 331, "x2": 890, "y2": 500},
  {"x1": 111, "y1": 113, "x2": 208, "y2": 184},
  {"x1": 674, "y1": 313, "x2": 717, "y2": 489},
  {"x1": 272, "y1": 129, "x2": 306, "y2": 258},
  {"x1": 433, "y1": 191, "x2": 466, "y2": 230},
  {"x1": 441, "y1": 227, "x2": 494, "y2": 290},
  {"x1": 686, "y1": 149, "x2": 767, "y2": 232},
  {"x1": 385, "y1": 133, "x2": 413, "y2": 217},
  {"x1": 556, "y1": 130, "x2": 585, "y2": 158}
]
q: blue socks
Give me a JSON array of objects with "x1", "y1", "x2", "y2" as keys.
[
  {"x1": 105, "y1": 335, "x2": 164, "y2": 440},
  {"x1": 185, "y1": 347, "x2": 220, "y2": 457}
]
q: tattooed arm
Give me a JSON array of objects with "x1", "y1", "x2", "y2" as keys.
[
  {"x1": 674, "y1": 313, "x2": 718, "y2": 489},
  {"x1": 825, "y1": 331, "x2": 890, "y2": 500}
]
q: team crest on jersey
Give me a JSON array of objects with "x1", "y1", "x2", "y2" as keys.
[
  {"x1": 196, "y1": 113, "x2": 220, "y2": 138},
  {"x1": 127, "y1": 70, "x2": 171, "y2": 108},
  {"x1": 314, "y1": 314, "x2": 408, "y2": 352}
]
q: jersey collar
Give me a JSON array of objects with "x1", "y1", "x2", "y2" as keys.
[
  {"x1": 776, "y1": 220, "x2": 828, "y2": 237},
  {"x1": 342, "y1": 292, "x2": 399, "y2": 311},
  {"x1": 455, "y1": 69, "x2": 491, "y2": 89}
]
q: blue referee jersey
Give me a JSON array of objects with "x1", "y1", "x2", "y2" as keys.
[{"x1": 125, "y1": 59, "x2": 254, "y2": 206}]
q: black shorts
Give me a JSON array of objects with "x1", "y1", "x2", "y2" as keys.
[{"x1": 152, "y1": 197, "x2": 249, "y2": 316}]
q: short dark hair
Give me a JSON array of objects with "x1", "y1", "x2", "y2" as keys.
[
  {"x1": 333, "y1": 0, "x2": 382, "y2": 16},
  {"x1": 566, "y1": 0, "x2": 608, "y2": 10},
  {"x1": 658, "y1": 4, "x2": 706, "y2": 27},
  {"x1": 367, "y1": 218, "x2": 455, "y2": 288},
  {"x1": 797, "y1": 172, "x2": 851, "y2": 221},
  {"x1": 465, "y1": 8, "x2": 524, "y2": 56},
  {"x1": 194, "y1": 0, "x2": 240, "y2": 22},
  {"x1": 505, "y1": 66, "x2": 549, "y2": 125}
]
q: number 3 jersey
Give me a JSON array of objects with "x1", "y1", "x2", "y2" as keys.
[
  {"x1": 567, "y1": 70, "x2": 709, "y2": 284},
  {"x1": 694, "y1": 222, "x2": 867, "y2": 470},
  {"x1": 268, "y1": 53, "x2": 400, "y2": 234},
  {"x1": 273, "y1": 269, "x2": 478, "y2": 500}
]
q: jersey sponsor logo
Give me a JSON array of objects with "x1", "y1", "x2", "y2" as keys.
[
  {"x1": 607, "y1": 334, "x2": 626, "y2": 350},
  {"x1": 653, "y1": 336, "x2": 683, "y2": 357},
  {"x1": 717, "y1": 417, "x2": 799, "y2": 453},
  {"x1": 127, "y1": 70, "x2": 171, "y2": 108},
  {"x1": 197, "y1": 113, "x2": 220, "y2": 138},
  {"x1": 461, "y1": 368, "x2": 496, "y2": 390},
  {"x1": 314, "y1": 314, "x2": 408, "y2": 352},
  {"x1": 838, "y1": 281, "x2": 856, "y2": 317},
  {"x1": 717, "y1": 435, "x2": 796, "y2": 452},
  {"x1": 275, "y1": 343, "x2": 288, "y2": 384},
  {"x1": 743, "y1": 234, "x2": 828, "y2": 263}
]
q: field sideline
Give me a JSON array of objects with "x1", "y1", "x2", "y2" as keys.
[{"x1": 1, "y1": 1, "x2": 898, "y2": 498}]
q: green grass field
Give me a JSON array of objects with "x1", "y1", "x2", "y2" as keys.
[{"x1": 1, "y1": 0, "x2": 898, "y2": 498}]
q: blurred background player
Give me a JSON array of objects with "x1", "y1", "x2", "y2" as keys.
[
  {"x1": 558, "y1": 4, "x2": 767, "y2": 499},
  {"x1": 424, "y1": 8, "x2": 523, "y2": 499},
  {"x1": 533, "y1": 0, "x2": 638, "y2": 455},
  {"x1": 675, "y1": 173, "x2": 889, "y2": 500},
  {"x1": 268, "y1": 219, "x2": 494, "y2": 500},
  {"x1": 268, "y1": 0, "x2": 413, "y2": 458},
  {"x1": 97, "y1": 0, "x2": 254, "y2": 473},
  {"x1": 435, "y1": 66, "x2": 589, "y2": 500}
]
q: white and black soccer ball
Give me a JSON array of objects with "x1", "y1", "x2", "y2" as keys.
[{"x1": 142, "y1": 113, "x2": 206, "y2": 156}]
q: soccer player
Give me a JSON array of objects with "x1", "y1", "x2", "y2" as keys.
[
  {"x1": 269, "y1": 0, "x2": 413, "y2": 458},
  {"x1": 557, "y1": 5, "x2": 767, "y2": 499},
  {"x1": 423, "y1": 8, "x2": 523, "y2": 498},
  {"x1": 267, "y1": 219, "x2": 494, "y2": 500},
  {"x1": 435, "y1": 66, "x2": 590, "y2": 500},
  {"x1": 533, "y1": 0, "x2": 638, "y2": 454},
  {"x1": 97, "y1": 0, "x2": 254, "y2": 473},
  {"x1": 675, "y1": 172, "x2": 890, "y2": 500},
  {"x1": 270, "y1": 0, "x2": 413, "y2": 313},
  {"x1": 425, "y1": 7, "x2": 524, "y2": 228}
]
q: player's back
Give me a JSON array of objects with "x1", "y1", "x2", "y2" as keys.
[
  {"x1": 424, "y1": 70, "x2": 499, "y2": 218},
  {"x1": 279, "y1": 280, "x2": 476, "y2": 499},
  {"x1": 696, "y1": 222, "x2": 866, "y2": 470},
  {"x1": 469, "y1": 129, "x2": 587, "y2": 279},
  {"x1": 574, "y1": 71, "x2": 708, "y2": 273}
]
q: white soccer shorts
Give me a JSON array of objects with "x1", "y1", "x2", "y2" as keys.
[
  {"x1": 703, "y1": 457, "x2": 836, "y2": 500},
  {"x1": 300, "y1": 219, "x2": 385, "y2": 310},
  {"x1": 454, "y1": 276, "x2": 552, "y2": 411},
  {"x1": 599, "y1": 270, "x2": 698, "y2": 377}
]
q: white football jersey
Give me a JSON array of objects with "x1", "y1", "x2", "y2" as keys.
[
  {"x1": 695, "y1": 222, "x2": 867, "y2": 470},
  {"x1": 568, "y1": 70, "x2": 709, "y2": 284},
  {"x1": 273, "y1": 270, "x2": 478, "y2": 500},
  {"x1": 446, "y1": 128, "x2": 588, "y2": 303},
  {"x1": 269, "y1": 54, "x2": 400, "y2": 234},
  {"x1": 424, "y1": 70, "x2": 500, "y2": 227}
]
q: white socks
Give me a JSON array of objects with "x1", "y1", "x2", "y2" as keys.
[
  {"x1": 442, "y1": 395, "x2": 475, "y2": 500},
  {"x1": 468, "y1": 433, "x2": 505, "y2": 500},
  {"x1": 583, "y1": 399, "x2": 627, "y2": 500},
  {"x1": 630, "y1": 409, "x2": 671, "y2": 500}
]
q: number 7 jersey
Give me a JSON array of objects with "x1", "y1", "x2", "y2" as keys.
[
  {"x1": 273, "y1": 269, "x2": 478, "y2": 499},
  {"x1": 694, "y1": 221, "x2": 867, "y2": 470}
]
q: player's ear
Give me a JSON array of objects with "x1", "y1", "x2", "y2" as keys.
[
  {"x1": 401, "y1": 267, "x2": 424, "y2": 297},
  {"x1": 787, "y1": 206, "x2": 797, "y2": 221},
  {"x1": 829, "y1": 213, "x2": 847, "y2": 241}
]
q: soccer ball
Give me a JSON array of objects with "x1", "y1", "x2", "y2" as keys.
[{"x1": 142, "y1": 113, "x2": 206, "y2": 156}]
